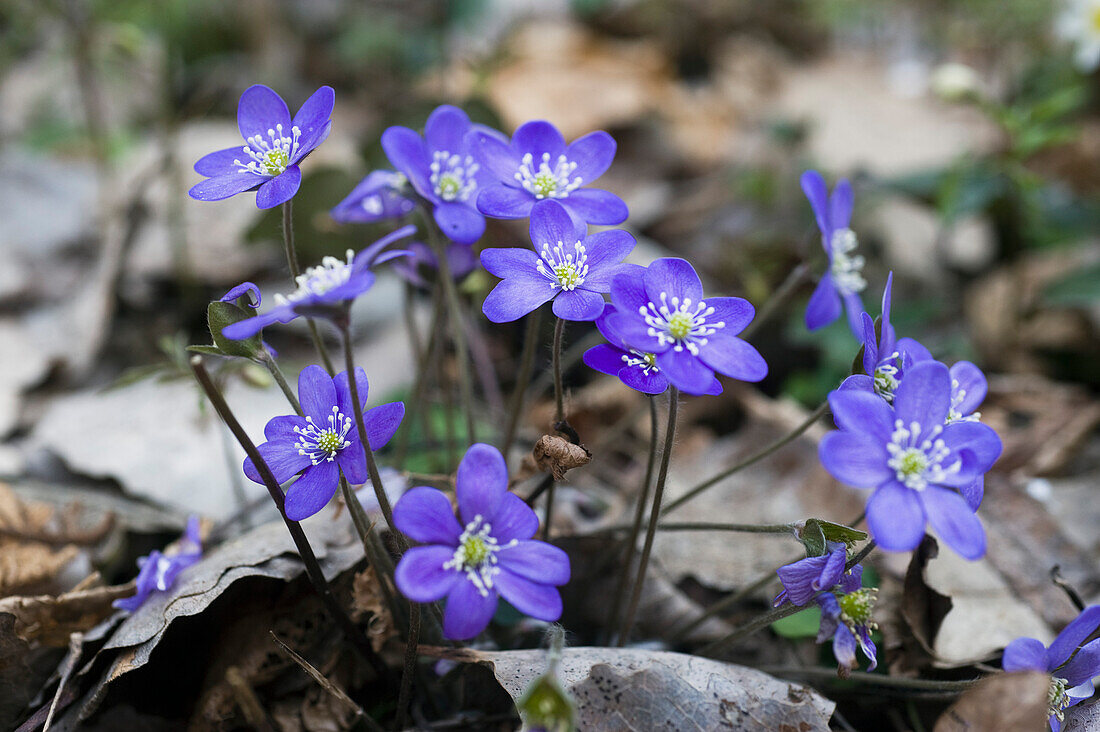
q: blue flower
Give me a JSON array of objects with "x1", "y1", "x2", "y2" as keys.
[
  {"x1": 113, "y1": 516, "x2": 202, "y2": 612},
  {"x1": 221, "y1": 226, "x2": 415, "y2": 341},
  {"x1": 392, "y1": 240, "x2": 478, "y2": 290},
  {"x1": 1003, "y1": 605, "x2": 1100, "y2": 731},
  {"x1": 819, "y1": 360, "x2": 1002, "y2": 559},
  {"x1": 190, "y1": 85, "x2": 334, "y2": 209},
  {"x1": 583, "y1": 303, "x2": 722, "y2": 396},
  {"x1": 604, "y1": 258, "x2": 767, "y2": 396},
  {"x1": 817, "y1": 585, "x2": 878, "y2": 673},
  {"x1": 480, "y1": 200, "x2": 635, "y2": 323},
  {"x1": 470, "y1": 120, "x2": 628, "y2": 228},
  {"x1": 330, "y1": 170, "x2": 416, "y2": 224},
  {"x1": 393, "y1": 443, "x2": 570, "y2": 640},
  {"x1": 801, "y1": 170, "x2": 867, "y2": 336},
  {"x1": 381, "y1": 105, "x2": 503, "y2": 244},
  {"x1": 244, "y1": 366, "x2": 405, "y2": 521},
  {"x1": 773, "y1": 541, "x2": 859, "y2": 607}
]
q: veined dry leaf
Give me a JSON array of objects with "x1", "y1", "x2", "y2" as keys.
[
  {"x1": 0, "y1": 573, "x2": 132, "y2": 648},
  {"x1": 934, "y1": 671, "x2": 1049, "y2": 732},
  {"x1": 427, "y1": 646, "x2": 834, "y2": 731},
  {"x1": 0, "y1": 484, "x2": 80, "y2": 596}
]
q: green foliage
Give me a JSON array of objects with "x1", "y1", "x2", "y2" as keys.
[{"x1": 772, "y1": 606, "x2": 822, "y2": 639}]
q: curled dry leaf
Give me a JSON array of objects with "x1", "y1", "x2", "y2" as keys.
[
  {"x1": 934, "y1": 671, "x2": 1050, "y2": 732},
  {"x1": 0, "y1": 573, "x2": 132, "y2": 648},
  {"x1": 533, "y1": 435, "x2": 591, "y2": 482},
  {"x1": 893, "y1": 535, "x2": 953, "y2": 673},
  {"x1": 0, "y1": 484, "x2": 82, "y2": 596},
  {"x1": 425, "y1": 646, "x2": 835, "y2": 731}
]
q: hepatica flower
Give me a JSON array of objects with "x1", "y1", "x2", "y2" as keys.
[
  {"x1": 114, "y1": 516, "x2": 202, "y2": 612},
  {"x1": 817, "y1": 583, "x2": 879, "y2": 673},
  {"x1": 583, "y1": 304, "x2": 721, "y2": 396},
  {"x1": 820, "y1": 360, "x2": 1002, "y2": 559},
  {"x1": 471, "y1": 120, "x2": 628, "y2": 227},
  {"x1": 605, "y1": 258, "x2": 767, "y2": 396},
  {"x1": 331, "y1": 170, "x2": 416, "y2": 224},
  {"x1": 802, "y1": 170, "x2": 866, "y2": 336},
  {"x1": 393, "y1": 241, "x2": 478, "y2": 290},
  {"x1": 1004, "y1": 605, "x2": 1100, "y2": 730},
  {"x1": 1056, "y1": 0, "x2": 1100, "y2": 72},
  {"x1": 393, "y1": 443, "x2": 570, "y2": 640},
  {"x1": 481, "y1": 199, "x2": 635, "y2": 323},
  {"x1": 221, "y1": 225, "x2": 414, "y2": 340},
  {"x1": 381, "y1": 105, "x2": 500, "y2": 244},
  {"x1": 772, "y1": 541, "x2": 856, "y2": 608},
  {"x1": 190, "y1": 85, "x2": 334, "y2": 209},
  {"x1": 244, "y1": 366, "x2": 404, "y2": 521}
]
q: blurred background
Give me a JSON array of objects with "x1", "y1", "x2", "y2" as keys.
[{"x1": 1, "y1": 0, "x2": 1100, "y2": 727}]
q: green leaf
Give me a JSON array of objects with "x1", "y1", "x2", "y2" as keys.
[
  {"x1": 798, "y1": 520, "x2": 827, "y2": 557},
  {"x1": 814, "y1": 519, "x2": 869, "y2": 546},
  {"x1": 207, "y1": 301, "x2": 264, "y2": 359},
  {"x1": 772, "y1": 606, "x2": 822, "y2": 639},
  {"x1": 186, "y1": 345, "x2": 225, "y2": 356},
  {"x1": 517, "y1": 672, "x2": 575, "y2": 732}
]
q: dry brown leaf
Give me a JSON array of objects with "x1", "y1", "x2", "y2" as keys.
[
  {"x1": 533, "y1": 435, "x2": 591, "y2": 481},
  {"x1": 0, "y1": 484, "x2": 81, "y2": 596},
  {"x1": 934, "y1": 671, "x2": 1050, "y2": 732},
  {"x1": 351, "y1": 566, "x2": 395, "y2": 653},
  {"x1": 0, "y1": 573, "x2": 132, "y2": 647}
]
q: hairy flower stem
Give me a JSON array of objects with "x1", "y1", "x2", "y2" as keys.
[
  {"x1": 501, "y1": 309, "x2": 544, "y2": 461},
  {"x1": 420, "y1": 207, "x2": 477, "y2": 444},
  {"x1": 697, "y1": 541, "x2": 877, "y2": 658},
  {"x1": 606, "y1": 395, "x2": 659, "y2": 644},
  {"x1": 396, "y1": 601, "x2": 421, "y2": 730},
  {"x1": 337, "y1": 324, "x2": 405, "y2": 550},
  {"x1": 739, "y1": 263, "x2": 809, "y2": 343},
  {"x1": 281, "y1": 200, "x2": 335, "y2": 375},
  {"x1": 597, "y1": 521, "x2": 797, "y2": 536},
  {"x1": 552, "y1": 318, "x2": 566, "y2": 425},
  {"x1": 259, "y1": 351, "x2": 302, "y2": 415},
  {"x1": 663, "y1": 400, "x2": 829, "y2": 515},
  {"x1": 618, "y1": 388, "x2": 679, "y2": 646},
  {"x1": 189, "y1": 355, "x2": 387, "y2": 678},
  {"x1": 526, "y1": 330, "x2": 603, "y2": 406}
]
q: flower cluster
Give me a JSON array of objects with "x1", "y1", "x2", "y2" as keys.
[
  {"x1": 114, "y1": 516, "x2": 203, "y2": 612},
  {"x1": 393, "y1": 443, "x2": 570, "y2": 639}
]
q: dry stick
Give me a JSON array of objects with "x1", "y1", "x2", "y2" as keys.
[
  {"x1": 605, "y1": 395, "x2": 660, "y2": 645},
  {"x1": 617, "y1": 388, "x2": 680, "y2": 646},
  {"x1": 595, "y1": 521, "x2": 797, "y2": 536},
  {"x1": 189, "y1": 355, "x2": 387, "y2": 679},
  {"x1": 501, "y1": 309, "x2": 544, "y2": 461},
  {"x1": 662, "y1": 400, "x2": 829, "y2": 515},
  {"x1": 759, "y1": 667, "x2": 980, "y2": 695},
  {"x1": 281, "y1": 200, "x2": 335, "y2": 375},
  {"x1": 697, "y1": 540, "x2": 877, "y2": 658}
]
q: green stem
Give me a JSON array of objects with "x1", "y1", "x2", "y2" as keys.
[
  {"x1": 281, "y1": 200, "x2": 335, "y2": 375},
  {"x1": 189, "y1": 355, "x2": 386, "y2": 678},
  {"x1": 606, "y1": 395, "x2": 659, "y2": 644},
  {"x1": 617, "y1": 388, "x2": 679, "y2": 646},
  {"x1": 501, "y1": 309, "x2": 543, "y2": 461},
  {"x1": 663, "y1": 401, "x2": 828, "y2": 515}
]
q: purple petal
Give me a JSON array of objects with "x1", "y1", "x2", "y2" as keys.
[
  {"x1": 843, "y1": 293, "x2": 865, "y2": 338},
  {"x1": 818, "y1": 431, "x2": 891, "y2": 488},
  {"x1": 433, "y1": 202, "x2": 485, "y2": 245},
  {"x1": 584, "y1": 344, "x2": 627, "y2": 376},
  {"x1": 336, "y1": 443, "x2": 367, "y2": 484},
  {"x1": 655, "y1": 350, "x2": 714, "y2": 395},
  {"x1": 776, "y1": 554, "x2": 833, "y2": 606},
  {"x1": 800, "y1": 169, "x2": 830, "y2": 237},
  {"x1": 861, "y1": 312, "x2": 879, "y2": 374},
  {"x1": 481, "y1": 247, "x2": 540, "y2": 279},
  {"x1": 220, "y1": 281, "x2": 261, "y2": 307},
  {"x1": 476, "y1": 183, "x2": 533, "y2": 219},
  {"x1": 284, "y1": 461, "x2": 340, "y2": 521},
  {"x1": 950, "y1": 361, "x2": 988, "y2": 416},
  {"x1": 330, "y1": 170, "x2": 414, "y2": 224},
  {"x1": 706, "y1": 296, "x2": 755, "y2": 335},
  {"x1": 334, "y1": 367, "x2": 370, "y2": 417},
  {"x1": 697, "y1": 334, "x2": 767, "y2": 382},
  {"x1": 495, "y1": 569, "x2": 563, "y2": 621},
  {"x1": 237, "y1": 85, "x2": 291, "y2": 142},
  {"x1": 255, "y1": 166, "x2": 302, "y2": 209},
  {"x1": 489, "y1": 492, "x2": 539, "y2": 543},
  {"x1": 497, "y1": 541, "x2": 570, "y2": 585},
  {"x1": 189, "y1": 172, "x2": 263, "y2": 202},
  {"x1": 805, "y1": 275, "x2": 842, "y2": 331},
  {"x1": 922, "y1": 485, "x2": 986, "y2": 560},
  {"x1": 298, "y1": 365, "x2": 337, "y2": 423},
  {"x1": 827, "y1": 390, "x2": 895, "y2": 443},
  {"x1": 393, "y1": 486, "x2": 462, "y2": 545},
  {"x1": 291, "y1": 86, "x2": 335, "y2": 158},
  {"x1": 443, "y1": 579, "x2": 499, "y2": 640},
  {"x1": 833, "y1": 625, "x2": 858, "y2": 669},
  {"x1": 644, "y1": 258, "x2": 703, "y2": 305},
  {"x1": 619, "y1": 365, "x2": 669, "y2": 395},
  {"x1": 265, "y1": 414, "x2": 305, "y2": 441},
  {"x1": 456, "y1": 443, "x2": 508, "y2": 524},
  {"x1": 941, "y1": 421, "x2": 1002, "y2": 473},
  {"x1": 469, "y1": 129, "x2": 521, "y2": 181},
  {"x1": 898, "y1": 337, "x2": 934, "y2": 363},
  {"x1": 838, "y1": 374, "x2": 875, "y2": 393},
  {"x1": 609, "y1": 266, "x2": 651, "y2": 316},
  {"x1": 829, "y1": 179, "x2": 853, "y2": 229},
  {"x1": 530, "y1": 200, "x2": 584, "y2": 250},
  {"x1": 866, "y1": 481, "x2": 926, "y2": 552},
  {"x1": 857, "y1": 626, "x2": 878, "y2": 671},
  {"x1": 566, "y1": 131, "x2": 615, "y2": 182},
  {"x1": 560, "y1": 189, "x2": 628, "y2": 225},
  {"x1": 362, "y1": 401, "x2": 405, "y2": 450},
  {"x1": 552, "y1": 289, "x2": 604, "y2": 321},
  {"x1": 960, "y1": 476, "x2": 984, "y2": 512},
  {"x1": 354, "y1": 224, "x2": 418, "y2": 272},
  {"x1": 894, "y1": 360, "x2": 951, "y2": 429},
  {"x1": 482, "y1": 276, "x2": 556, "y2": 323},
  {"x1": 578, "y1": 230, "x2": 636, "y2": 289},
  {"x1": 1002, "y1": 637, "x2": 1048, "y2": 672},
  {"x1": 381, "y1": 126, "x2": 432, "y2": 198},
  {"x1": 513, "y1": 120, "x2": 565, "y2": 158},
  {"x1": 221, "y1": 308, "x2": 292, "y2": 340},
  {"x1": 1062, "y1": 638, "x2": 1100, "y2": 686},
  {"x1": 1048, "y1": 606, "x2": 1100, "y2": 669},
  {"x1": 424, "y1": 105, "x2": 470, "y2": 154},
  {"x1": 395, "y1": 545, "x2": 460, "y2": 603},
  {"x1": 195, "y1": 146, "x2": 247, "y2": 176},
  {"x1": 243, "y1": 438, "x2": 310, "y2": 485}
]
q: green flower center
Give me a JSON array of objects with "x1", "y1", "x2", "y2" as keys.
[
  {"x1": 667, "y1": 311, "x2": 694, "y2": 340},
  {"x1": 458, "y1": 535, "x2": 491, "y2": 566},
  {"x1": 437, "y1": 173, "x2": 462, "y2": 200},
  {"x1": 263, "y1": 148, "x2": 290, "y2": 175},
  {"x1": 554, "y1": 262, "x2": 580, "y2": 288},
  {"x1": 1049, "y1": 676, "x2": 1071, "y2": 721},
  {"x1": 534, "y1": 171, "x2": 558, "y2": 197},
  {"x1": 442, "y1": 515, "x2": 518, "y2": 597},
  {"x1": 315, "y1": 430, "x2": 343, "y2": 456},
  {"x1": 895, "y1": 448, "x2": 929, "y2": 478},
  {"x1": 873, "y1": 365, "x2": 899, "y2": 402},
  {"x1": 838, "y1": 588, "x2": 877, "y2": 626}
]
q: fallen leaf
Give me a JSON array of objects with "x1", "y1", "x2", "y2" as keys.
[
  {"x1": 0, "y1": 484, "x2": 81, "y2": 596},
  {"x1": 934, "y1": 671, "x2": 1049, "y2": 732},
  {"x1": 894, "y1": 535, "x2": 953, "y2": 672},
  {"x1": 0, "y1": 574, "x2": 132, "y2": 648}
]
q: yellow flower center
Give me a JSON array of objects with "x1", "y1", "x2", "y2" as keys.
[
  {"x1": 838, "y1": 588, "x2": 877, "y2": 626},
  {"x1": 667, "y1": 311, "x2": 694, "y2": 340}
]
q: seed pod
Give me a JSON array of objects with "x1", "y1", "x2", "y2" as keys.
[{"x1": 532, "y1": 435, "x2": 591, "y2": 481}]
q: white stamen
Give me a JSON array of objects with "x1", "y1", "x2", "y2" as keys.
[
  {"x1": 946, "y1": 378, "x2": 981, "y2": 423},
  {"x1": 621, "y1": 350, "x2": 659, "y2": 375},
  {"x1": 430, "y1": 150, "x2": 479, "y2": 202},
  {"x1": 293, "y1": 405, "x2": 353, "y2": 465},
  {"x1": 442, "y1": 515, "x2": 517, "y2": 597},
  {"x1": 829, "y1": 228, "x2": 867, "y2": 296},
  {"x1": 639, "y1": 292, "x2": 725, "y2": 356},
  {"x1": 886, "y1": 420, "x2": 961, "y2": 490},
  {"x1": 536, "y1": 239, "x2": 588, "y2": 291},
  {"x1": 515, "y1": 152, "x2": 583, "y2": 199},
  {"x1": 235, "y1": 124, "x2": 301, "y2": 176},
  {"x1": 274, "y1": 250, "x2": 355, "y2": 306}
]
